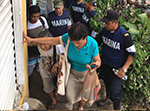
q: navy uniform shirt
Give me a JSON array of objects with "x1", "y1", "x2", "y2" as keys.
[
  {"x1": 48, "y1": 9, "x2": 71, "y2": 37},
  {"x1": 95, "y1": 26, "x2": 136, "y2": 68},
  {"x1": 80, "y1": 9, "x2": 97, "y2": 34},
  {"x1": 71, "y1": 1, "x2": 84, "y2": 23},
  {"x1": 64, "y1": 0, "x2": 75, "y2": 8}
]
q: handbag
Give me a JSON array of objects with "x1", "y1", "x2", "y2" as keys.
[
  {"x1": 57, "y1": 36, "x2": 71, "y2": 95},
  {"x1": 81, "y1": 69, "x2": 101, "y2": 107}
]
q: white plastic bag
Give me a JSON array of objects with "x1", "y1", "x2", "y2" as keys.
[{"x1": 18, "y1": 102, "x2": 32, "y2": 110}]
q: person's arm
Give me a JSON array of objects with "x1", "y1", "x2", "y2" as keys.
[
  {"x1": 67, "y1": 19, "x2": 72, "y2": 29},
  {"x1": 117, "y1": 55, "x2": 134, "y2": 79},
  {"x1": 94, "y1": 29, "x2": 103, "y2": 46},
  {"x1": 22, "y1": 31, "x2": 61, "y2": 45},
  {"x1": 86, "y1": 53, "x2": 101, "y2": 70},
  {"x1": 28, "y1": 42, "x2": 37, "y2": 46},
  {"x1": 92, "y1": 53, "x2": 101, "y2": 68},
  {"x1": 51, "y1": 62, "x2": 59, "y2": 77},
  {"x1": 68, "y1": 25, "x2": 71, "y2": 30},
  {"x1": 122, "y1": 55, "x2": 134, "y2": 70},
  {"x1": 116, "y1": 32, "x2": 136, "y2": 79},
  {"x1": 67, "y1": 13, "x2": 72, "y2": 30}
]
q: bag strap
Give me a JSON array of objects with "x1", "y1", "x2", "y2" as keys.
[
  {"x1": 59, "y1": 36, "x2": 70, "y2": 62},
  {"x1": 53, "y1": 46, "x2": 56, "y2": 64},
  {"x1": 39, "y1": 16, "x2": 45, "y2": 29},
  {"x1": 65, "y1": 37, "x2": 70, "y2": 52},
  {"x1": 59, "y1": 36, "x2": 70, "y2": 52}
]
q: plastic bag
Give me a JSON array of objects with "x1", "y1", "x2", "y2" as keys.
[
  {"x1": 81, "y1": 69, "x2": 101, "y2": 107},
  {"x1": 17, "y1": 102, "x2": 32, "y2": 110}
]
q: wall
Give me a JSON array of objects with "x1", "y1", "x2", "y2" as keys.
[{"x1": 0, "y1": 0, "x2": 25, "y2": 109}]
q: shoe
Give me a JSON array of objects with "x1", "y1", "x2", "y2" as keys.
[
  {"x1": 113, "y1": 101, "x2": 121, "y2": 110},
  {"x1": 78, "y1": 107, "x2": 84, "y2": 110},
  {"x1": 97, "y1": 98, "x2": 111, "y2": 107},
  {"x1": 47, "y1": 102, "x2": 57, "y2": 110}
]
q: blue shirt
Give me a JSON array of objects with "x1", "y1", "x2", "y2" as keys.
[
  {"x1": 71, "y1": 1, "x2": 84, "y2": 23},
  {"x1": 62, "y1": 33, "x2": 99, "y2": 71},
  {"x1": 64, "y1": 0, "x2": 75, "y2": 8},
  {"x1": 80, "y1": 9, "x2": 97, "y2": 33},
  {"x1": 95, "y1": 26, "x2": 136, "y2": 68},
  {"x1": 48, "y1": 10, "x2": 71, "y2": 37}
]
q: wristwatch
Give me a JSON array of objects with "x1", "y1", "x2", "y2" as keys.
[{"x1": 122, "y1": 67, "x2": 127, "y2": 73}]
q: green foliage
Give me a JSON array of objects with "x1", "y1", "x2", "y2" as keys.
[
  {"x1": 91, "y1": 0, "x2": 150, "y2": 109},
  {"x1": 90, "y1": 0, "x2": 116, "y2": 33},
  {"x1": 122, "y1": 12, "x2": 150, "y2": 109},
  {"x1": 90, "y1": 9, "x2": 103, "y2": 32},
  {"x1": 123, "y1": 22, "x2": 139, "y2": 34}
]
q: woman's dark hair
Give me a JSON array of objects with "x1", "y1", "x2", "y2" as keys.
[
  {"x1": 38, "y1": 30, "x2": 51, "y2": 38},
  {"x1": 29, "y1": 5, "x2": 40, "y2": 15},
  {"x1": 68, "y1": 23, "x2": 88, "y2": 41}
]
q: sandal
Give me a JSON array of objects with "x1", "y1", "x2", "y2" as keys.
[
  {"x1": 54, "y1": 90, "x2": 58, "y2": 97},
  {"x1": 47, "y1": 102, "x2": 57, "y2": 110},
  {"x1": 55, "y1": 91, "x2": 60, "y2": 102}
]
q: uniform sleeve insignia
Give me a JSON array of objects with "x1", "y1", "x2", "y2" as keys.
[{"x1": 124, "y1": 33, "x2": 129, "y2": 37}]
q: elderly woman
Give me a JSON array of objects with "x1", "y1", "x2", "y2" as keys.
[{"x1": 23, "y1": 23, "x2": 101, "y2": 110}]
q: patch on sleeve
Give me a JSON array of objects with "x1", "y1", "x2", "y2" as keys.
[{"x1": 124, "y1": 33, "x2": 129, "y2": 37}]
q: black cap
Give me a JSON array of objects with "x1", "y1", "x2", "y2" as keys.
[{"x1": 100, "y1": 9, "x2": 119, "y2": 23}]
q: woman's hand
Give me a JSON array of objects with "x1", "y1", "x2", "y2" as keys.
[
  {"x1": 86, "y1": 55, "x2": 101, "y2": 73},
  {"x1": 22, "y1": 31, "x2": 33, "y2": 44},
  {"x1": 91, "y1": 53, "x2": 101, "y2": 69},
  {"x1": 86, "y1": 62, "x2": 99, "y2": 70},
  {"x1": 51, "y1": 62, "x2": 59, "y2": 77},
  {"x1": 86, "y1": 60, "x2": 101, "y2": 70}
]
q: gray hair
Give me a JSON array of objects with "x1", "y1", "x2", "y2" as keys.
[{"x1": 38, "y1": 30, "x2": 51, "y2": 37}]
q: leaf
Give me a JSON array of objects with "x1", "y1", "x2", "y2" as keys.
[
  {"x1": 143, "y1": 79, "x2": 147, "y2": 84},
  {"x1": 129, "y1": 85, "x2": 133, "y2": 89},
  {"x1": 138, "y1": 13, "x2": 148, "y2": 26},
  {"x1": 123, "y1": 22, "x2": 139, "y2": 34}
]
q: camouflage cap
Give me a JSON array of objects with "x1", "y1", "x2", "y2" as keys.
[
  {"x1": 82, "y1": 0, "x2": 95, "y2": 4},
  {"x1": 53, "y1": 0, "x2": 64, "y2": 8}
]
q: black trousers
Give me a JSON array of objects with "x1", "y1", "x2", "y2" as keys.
[{"x1": 98, "y1": 64, "x2": 123, "y2": 108}]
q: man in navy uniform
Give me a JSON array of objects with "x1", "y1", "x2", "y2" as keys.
[
  {"x1": 80, "y1": 0, "x2": 97, "y2": 35},
  {"x1": 95, "y1": 9, "x2": 136, "y2": 110},
  {"x1": 48, "y1": 0, "x2": 72, "y2": 37},
  {"x1": 70, "y1": 0, "x2": 85, "y2": 24}
]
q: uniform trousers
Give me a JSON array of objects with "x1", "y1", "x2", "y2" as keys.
[{"x1": 98, "y1": 64, "x2": 123, "y2": 109}]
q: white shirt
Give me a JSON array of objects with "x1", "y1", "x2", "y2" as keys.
[
  {"x1": 38, "y1": 44, "x2": 63, "y2": 78},
  {"x1": 27, "y1": 16, "x2": 49, "y2": 30}
]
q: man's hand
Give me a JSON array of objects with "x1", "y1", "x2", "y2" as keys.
[
  {"x1": 116, "y1": 68, "x2": 125, "y2": 79},
  {"x1": 22, "y1": 31, "x2": 33, "y2": 44}
]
